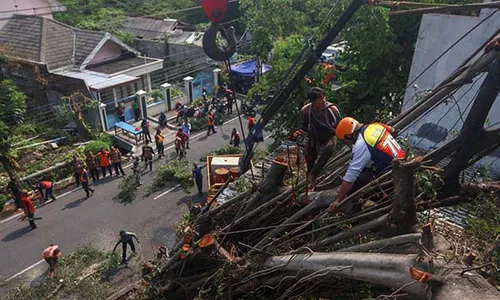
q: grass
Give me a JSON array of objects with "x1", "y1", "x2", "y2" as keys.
[
  {"x1": 2, "y1": 246, "x2": 122, "y2": 300},
  {"x1": 147, "y1": 160, "x2": 194, "y2": 195}
]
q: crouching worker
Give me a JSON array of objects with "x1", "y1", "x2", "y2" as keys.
[
  {"x1": 42, "y1": 244, "x2": 62, "y2": 278},
  {"x1": 328, "y1": 117, "x2": 404, "y2": 214},
  {"x1": 300, "y1": 87, "x2": 342, "y2": 188}
]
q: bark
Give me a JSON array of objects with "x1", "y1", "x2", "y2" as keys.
[
  {"x1": 312, "y1": 214, "x2": 388, "y2": 250},
  {"x1": 388, "y1": 159, "x2": 419, "y2": 235},
  {"x1": 264, "y1": 252, "x2": 428, "y2": 299},
  {"x1": 264, "y1": 252, "x2": 500, "y2": 300},
  {"x1": 75, "y1": 111, "x2": 91, "y2": 141},
  {"x1": 251, "y1": 189, "x2": 335, "y2": 252},
  {"x1": 0, "y1": 154, "x2": 17, "y2": 180},
  {"x1": 336, "y1": 233, "x2": 421, "y2": 253},
  {"x1": 259, "y1": 160, "x2": 288, "y2": 193},
  {"x1": 442, "y1": 57, "x2": 500, "y2": 186}
]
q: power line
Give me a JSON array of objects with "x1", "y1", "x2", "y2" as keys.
[{"x1": 405, "y1": 8, "x2": 499, "y2": 90}]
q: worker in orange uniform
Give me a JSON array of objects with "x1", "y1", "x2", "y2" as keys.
[
  {"x1": 247, "y1": 114, "x2": 256, "y2": 133},
  {"x1": 328, "y1": 117, "x2": 405, "y2": 214},
  {"x1": 21, "y1": 191, "x2": 37, "y2": 229},
  {"x1": 97, "y1": 147, "x2": 113, "y2": 177},
  {"x1": 206, "y1": 109, "x2": 217, "y2": 136},
  {"x1": 42, "y1": 244, "x2": 62, "y2": 278},
  {"x1": 80, "y1": 165, "x2": 95, "y2": 198},
  {"x1": 37, "y1": 177, "x2": 56, "y2": 202}
]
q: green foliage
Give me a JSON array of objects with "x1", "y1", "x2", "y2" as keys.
[
  {"x1": 243, "y1": 1, "x2": 416, "y2": 144},
  {"x1": 199, "y1": 145, "x2": 244, "y2": 162},
  {"x1": 83, "y1": 139, "x2": 112, "y2": 155},
  {"x1": 171, "y1": 87, "x2": 184, "y2": 98},
  {"x1": 0, "y1": 80, "x2": 27, "y2": 127},
  {"x1": 0, "y1": 80, "x2": 27, "y2": 156},
  {"x1": 2, "y1": 245, "x2": 119, "y2": 300},
  {"x1": 148, "y1": 160, "x2": 193, "y2": 194},
  {"x1": 464, "y1": 192, "x2": 500, "y2": 281},
  {"x1": 150, "y1": 89, "x2": 163, "y2": 101},
  {"x1": 118, "y1": 174, "x2": 140, "y2": 204},
  {"x1": 0, "y1": 193, "x2": 7, "y2": 211}
]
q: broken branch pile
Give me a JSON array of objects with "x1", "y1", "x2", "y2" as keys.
[{"x1": 138, "y1": 34, "x2": 500, "y2": 300}]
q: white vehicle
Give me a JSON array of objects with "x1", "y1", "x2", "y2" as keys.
[{"x1": 320, "y1": 42, "x2": 347, "y2": 64}]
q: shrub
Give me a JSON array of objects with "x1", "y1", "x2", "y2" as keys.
[
  {"x1": 84, "y1": 139, "x2": 111, "y2": 155},
  {"x1": 147, "y1": 160, "x2": 193, "y2": 194},
  {"x1": 200, "y1": 145, "x2": 244, "y2": 162},
  {"x1": 118, "y1": 175, "x2": 140, "y2": 204},
  {"x1": 0, "y1": 193, "x2": 7, "y2": 211}
]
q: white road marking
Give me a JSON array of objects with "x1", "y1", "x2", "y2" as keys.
[
  {"x1": 153, "y1": 184, "x2": 181, "y2": 200},
  {"x1": 6, "y1": 259, "x2": 45, "y2": 282},
  {"x1": 0, "y1": 213, "x2": 23, "y2": 224},
  {"x1": 0, "y1": 187, "x2": 80, "y2": 224},
  {"x1": 1, "y1": 117, "x2": 243, "y2": 223}
]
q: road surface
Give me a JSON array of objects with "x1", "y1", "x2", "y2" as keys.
[{"x1": 0, "y1": 115, "x2": 271, "y2": 285}]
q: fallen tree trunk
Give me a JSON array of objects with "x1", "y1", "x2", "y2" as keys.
[{"x1": 264, "y1": 252, "x2": 500, "y2": 300}]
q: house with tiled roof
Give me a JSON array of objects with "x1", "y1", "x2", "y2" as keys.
[{"x1": 0, "y1": 14, "x2": 163, "y2": 130}]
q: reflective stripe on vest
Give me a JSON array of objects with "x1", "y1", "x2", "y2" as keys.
[{"x1": 360, "y1": 123, "x2": 405, "y2": 172}]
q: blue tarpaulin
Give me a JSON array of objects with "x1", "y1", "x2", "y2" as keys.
[{"x1": 230, "y1": 59, "x2": 272, "y2": 77}]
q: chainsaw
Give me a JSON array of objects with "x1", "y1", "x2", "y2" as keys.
[{"x1": 289, "y1": 129, "x2": 309, "y2": 147}]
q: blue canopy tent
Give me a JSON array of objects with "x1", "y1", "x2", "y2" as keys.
[{"x1": 230, "y1": 59, "x2": 272, "y2": 77}]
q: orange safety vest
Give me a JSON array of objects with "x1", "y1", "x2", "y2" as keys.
[
  {"x1": 248, "y1": 117, "x2": 256, "y2": 129},
  {"x1": 42, "y1": 245, "x2": 61, "y2": 259},
  {"x1": 97, "y1": 151, "x2": 111, "y2": 167},
  {"x1": 40, "y1": 180, "x2": 53, "y2": 189},
  {"x1": 80, "y1": 169, "x2": 88, "y2": 183}
]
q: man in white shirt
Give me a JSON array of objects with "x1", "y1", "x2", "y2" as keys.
[
  {"x1": 181, "y1": 119, "x2": 192, "y2": 149},
  {"x1": 328, "y1": 117, "x2": 405, "y2": 213}
]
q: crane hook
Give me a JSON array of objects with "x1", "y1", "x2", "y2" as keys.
[{"x1": 202, "y1": 22, "x2": 236, "y2": 62}]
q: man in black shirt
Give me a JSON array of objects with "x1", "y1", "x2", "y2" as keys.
[{"x1": 113, "y1": 230, "x2": 140, "y2": 264}]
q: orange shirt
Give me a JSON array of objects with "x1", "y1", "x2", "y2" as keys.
[
  {"x1": 97, "y1": 151, "x2": 111, "y2": 167},
  {"x1": 21, "y1": 195, "x2": 35, "y2": 215},
  {"x1": 248, "y1": 116, "x2": 256, "y2": 129}
]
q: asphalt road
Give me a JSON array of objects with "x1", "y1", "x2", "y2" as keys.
[{"x1": 0, "y1": 115, "x2": 271, "y2": 285}]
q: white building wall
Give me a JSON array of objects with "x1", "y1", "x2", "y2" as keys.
[{"x1": 401, "y1": 8, "x2": 500, "y2": 177}]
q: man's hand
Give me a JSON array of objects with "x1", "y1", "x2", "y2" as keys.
[
  {"x1": 49, "y1": 271, "x2": 54, "y2": 278},
  {"x1": 328, "y1": 201, "x2": 339, "y2": 213}
]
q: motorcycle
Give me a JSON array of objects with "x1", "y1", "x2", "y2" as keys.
[{"x1": 241, "y1": 101, "x2": 257, "y2": 116}]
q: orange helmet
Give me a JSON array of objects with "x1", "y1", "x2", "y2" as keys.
[{"x1": 336, "y1": 117, "x2": 360, "y2": 140}]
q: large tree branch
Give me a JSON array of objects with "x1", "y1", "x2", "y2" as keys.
[
  {"x1": 391, "y1": 50, "x2": 498, "y2": 130},
  {"x1": 442, "y1": 58, "x2": 500, "y2": 183}
]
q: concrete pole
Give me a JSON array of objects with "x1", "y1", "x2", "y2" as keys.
[
  {"x1": 213, "y1": 68, "x2": 221, "y2": 88},
  {"x1": 112, "y1": 87, "x2": 118, "y2": 106},
  {"x1": 136, "y1": 90, "x2": 148, "y2": 119},
  {"x1": 161, "y1": 83, "x2": 172, "y2": 111},
  {"x1": 99, "y1": 103, "x2": 108, "y2": 131},
  {"x1": 183, "y1": 76, "x2": 194, "y2": 104},
  {"x1": 146, "y1": 73, "x2": 153, "y2": 92}
]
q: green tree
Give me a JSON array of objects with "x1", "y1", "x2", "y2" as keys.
[
  {"x1": 0, "y1": 80, "x2": 27, "y2": 179},
  {"x1": 245, "y1": 3, "x2": 402, "y2": 143}
]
